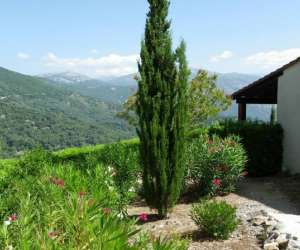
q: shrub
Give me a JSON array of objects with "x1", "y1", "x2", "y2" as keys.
[
  {"x1": 191, "y1": 200, "x2": 238, "y2": 239},
  {"x1": 0, "y1": 150, "x2": 187, "y2": 249},
  {"x1": 53, "y1": 139, "x2": 140, "y2": 205},
  {"x1": 135, "y1": 234, "x2": 189, "y2": 250},
  {"x1": 185, "y1": 135, "x2": 247, "y2": 196},
  {"x1": 98, "y1": 140, "x2": 140, "y2": 205},
  {"x1": 209, "y1": 120, "x2": 283, "y2": 176}
]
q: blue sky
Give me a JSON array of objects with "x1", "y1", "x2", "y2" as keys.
[{"x1": 1, "y1": 0, "x2": 300, "y2": 77}]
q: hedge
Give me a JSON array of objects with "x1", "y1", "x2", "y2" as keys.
[
  {"x1": 208, "y1": 120, "x2": 283, "y2": 177},
  {"x1": 54, "y1": 138, "x2": 139, "y2": 163}
]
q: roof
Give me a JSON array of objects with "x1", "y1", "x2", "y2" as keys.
[{"x1": 232, "y1": 56, "x2": 300, "y2": 104}]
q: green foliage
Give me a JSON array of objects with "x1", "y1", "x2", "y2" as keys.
[
  {"x1": 189, "y1": 70, "x2": 231, "y2": 127},
  {"x1": 209, "y1": 120, "x2": 283, "y2": 176},
  {"x1": 117, "y1": 93, "x2": 138, "y2": 127},
  {"x1": 185, "y1": 135, "x2": 247, "y2": 196},
  {"x1": 150, "y1": 236, "x2": 188, "y2": 250},
  {"x1": 0, "y1": 67, "x2": 134, "y2": 158},
  {"x1": 136, "y1": 0, "x2": 189, "y2": 218},
  {"x1": 119, "y1": 71, "x2": 231, "y2": 129},
  {"x1": 0, "y1": 150, "x2": 186, "y2": 249},
  {"x1": 134, "y1": 234, "x2": 188, "y2": 250},
  {"x1": 99, "y1": 140, "x2": 141, "y2": 206},
  {"x1": 191, "y1": 200, "x2": 238, "y2": 239}
]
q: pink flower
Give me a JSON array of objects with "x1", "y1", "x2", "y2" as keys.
[
  {"x1": 139, "y1": 213, "x2": 148, "y2": 222},
  {"x1": 242, "y1": 171, "x2": 248, "y2": 176},
  {"x1": 78, "y1": 191, "x2": 86, "y2": 197},
  {"x1": 50, "y1": 177, "x2": 65, "y2": 188},
  {"x1": 48, "y1": 231, "x2": 57, "y2": 239},
  {"x1": 102, "y1": 208, "x2": 111, "y2": 215},
  {"x1": 212, "y1": 179, "x2": 221, "y2": 187},
  {"x1": 8, "y1": 214, "x2": 17, "y2": 222}
]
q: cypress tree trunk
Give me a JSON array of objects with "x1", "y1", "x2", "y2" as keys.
[{"x1": 136, "y1": 0, "x2": 190, "y2": 218}]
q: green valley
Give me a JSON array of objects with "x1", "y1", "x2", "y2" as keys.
[{"x1": 0, "y1": 67, "x2": 134, "y2": 158}]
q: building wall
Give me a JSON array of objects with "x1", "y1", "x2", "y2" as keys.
[{"x1": 277, "y1": 62, "x2": 300, "y2": 173}]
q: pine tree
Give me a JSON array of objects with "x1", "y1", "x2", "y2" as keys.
[{"x1": 136, "y1": 0, "x2": 190, "y2": 218}]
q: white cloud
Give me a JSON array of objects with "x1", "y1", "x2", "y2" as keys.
[
  {"x1": 43, "y1": 53, "x2": 139, "y2": 77},
  {"x1": 245, "y1": 48, "x2": 300, "y2": 69},
  {"x1": 210, "y1": 50, "x2": 234, "y2": 62},
  {"x1": 17, "y1": 52, "x2": 30, "y2": 60}
]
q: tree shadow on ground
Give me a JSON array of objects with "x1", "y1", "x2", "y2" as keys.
[{"x1": 234, "y1": 175, "x2": 300, "y2": 215}]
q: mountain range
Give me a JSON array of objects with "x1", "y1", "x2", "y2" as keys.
[
  {"x1": 41, "y1": 70, "x2": 271, "y2": 121},
  {"x1": 0, "y1": 67, "x2": 134, "y2": 157},
  {"x1": 0, "y1": 67, "x2": 271, "y2": 157}
]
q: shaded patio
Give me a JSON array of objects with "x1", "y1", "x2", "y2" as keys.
[{"x1": 231, "y1": 57, "x2": 300, "y2": 120}]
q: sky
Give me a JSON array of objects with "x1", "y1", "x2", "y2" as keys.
[{"x1": 1, "y1": 0, "x2": 300, "y2": 77}]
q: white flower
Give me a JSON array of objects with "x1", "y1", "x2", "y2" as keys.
[
  {"x1": 129, "y1": 187, "x2": 135, "y2": 192},
  {"x1": 6, "y1": 245, "x2": 13, "y2": 250},
  {"x1": 4, "y1": 220, "x2": 11, "y2": 226},
  {"x1": 117, "y1": 213, "x2": 124, "y2": 219},
  {"x1": 137, "y1": 179, "x2": 143, "y2": 185}
]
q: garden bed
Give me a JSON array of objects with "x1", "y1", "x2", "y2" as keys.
[{"x1": 128, "y1": 176, "x2": 300, "y2": 250}]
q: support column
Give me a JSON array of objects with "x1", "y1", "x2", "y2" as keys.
[{"x1": 238, "y1": 103, "x2": 247, "y2": 121}]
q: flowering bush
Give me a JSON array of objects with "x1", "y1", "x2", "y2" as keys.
[
  {"x1": 191, "y1": 199, "x2": 238, "y2": 239},
  {"x1": 185, "y1": 134, "x2": 247, "y2": 196},
  {"x1": 0, "y1": 150, "x2": 186, "y2": 249},
  {"x1": 209, "y1": 120, "x2": 283, "y2": 176},
  {"x1": 98, "y1": 141, "x2": 140, "y2": 204}
]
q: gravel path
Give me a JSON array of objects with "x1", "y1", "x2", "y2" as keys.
[{"x1": 128, "y1": 176, "x2": 300, "y2": 250}]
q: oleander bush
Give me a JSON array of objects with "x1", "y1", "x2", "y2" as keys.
[
  {"x1": 185, "y1": 134, "x2": 247, "y2": 196},
  {"x1": 191, "y1": 200, "x2": 238, "y2": 239},
  {"x1": 54, "y1": 139, "x2": 141, "y2": 205},
  {"x1": 98, "y1": 140, "x2": 141, "y2": 204},
  {"x1": 0, "y1": 150, "x2": 187, "y2": 249},
  {"x1": 209, "y1": 120, "x2": 283, "y2": 176}
]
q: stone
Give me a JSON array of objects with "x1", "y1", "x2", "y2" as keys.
[
  {"x1": 276, "y1": 234, "x2": 289, "y2": 249},
  {"x1": 287, "y1": 240, "x2": 300, "y2": 249},
  {"x1": 264, "y1": 242, "x2": 279, "y2": 250},
  {"x1": 266, "y1": 220, "x2": 278, "y2": 227},
  {"x1": 268, "y1": 231, "x2": 281, "y2": 241},
  {"x1": 253, "y1": 216, "x2": 267, "y2": 226}
]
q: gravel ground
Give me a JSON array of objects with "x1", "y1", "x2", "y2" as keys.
[{"x1": 128, "y1": 176, "x2": 300, "y2": 250}]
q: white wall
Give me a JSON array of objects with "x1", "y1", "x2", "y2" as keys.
[{"x1": 277, "y1": 62, "x2": 300, "y2": 173}]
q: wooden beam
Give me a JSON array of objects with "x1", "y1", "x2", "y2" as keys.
[
  {"x1": 238, "y1": 103, "x2": 247, "y2": 121},
  {"x1": 236, "y1": 98, "x2": 277, "y2": 104}
]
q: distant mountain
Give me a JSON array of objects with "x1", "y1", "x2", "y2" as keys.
[
  {"x1": 41, "y1": 70, "x2": 271, "y2": 121},
  {"x1": 0, "y1": 67, "x2": 134, "y2": 157},
  {"x1": 41, "y1": 73, "x2": 137, "y2": 105},
  {"x1": 40, "y1": 72, "x2": 92, "y2": 85}
]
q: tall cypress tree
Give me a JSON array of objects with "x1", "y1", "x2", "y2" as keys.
[{"x1": 136, "y1": 0, "x2": 190, "y2": 218}]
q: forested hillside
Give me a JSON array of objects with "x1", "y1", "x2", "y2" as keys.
[{"x1": 0, "y1": 67, "x2": 134, "y2": 157}]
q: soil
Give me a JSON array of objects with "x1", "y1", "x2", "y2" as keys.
[{"x1": 127, "y1": 175, "x2": 300, "y2": 250}]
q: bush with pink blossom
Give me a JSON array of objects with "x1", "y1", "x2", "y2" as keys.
[{"x1": 185, "y1": 134, "x2": 247, "y2": 196}]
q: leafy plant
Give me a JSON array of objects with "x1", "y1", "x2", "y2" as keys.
[
  {"x1": 0, "y1": 149, "x2": 188, "y2": 249},
  {"x1": 119, "y1": 71, "x2": 231, "y2": 129},
  {"x1": 99, "y1": 141, "x2": 141, "y2": 206},
  {"x1": 209, "y1": 119, "x2": 283, "y2": 176},
  {"x1": 189, "y1": 70, "x2": 231, "y2": 127},
  {"x1": 191, "y1": 200, "x2": 238, "y2": 239},
  {"x1": 186, "y1": 135, "x2": 247, "y2": 196}
]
